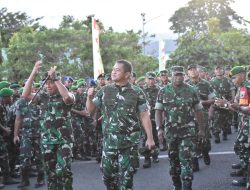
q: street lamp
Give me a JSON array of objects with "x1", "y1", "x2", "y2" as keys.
[{"x1": 141, "y1": 13, "x2": 161, "y2": 55}]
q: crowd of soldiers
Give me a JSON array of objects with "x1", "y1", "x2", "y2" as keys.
[{"x1": 0, "y1": 60, "x2": 250, "y2": 190}]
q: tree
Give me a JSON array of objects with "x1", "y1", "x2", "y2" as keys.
[
  {"x1": 169, "y1": 0, "x2": 245, "y2": 34},
  {"x1": 0, "y1": 7, "x2": 43, "y2": 48},
  {"x1": 168, "y1": 29, "x2": 250, "y2": 71}
]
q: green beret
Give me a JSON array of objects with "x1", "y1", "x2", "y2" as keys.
[
  {"x1": 0, "y1": 81, "x2": 10, "y2": 90},
  {"x1": 77, "y1": 81, "x2": 87, "y2": 88},
  {"x1": 0, "y1": 88, "x2": 13, "y2": 97},
  {"x1": 230, "y1": 66, "x2": 246, "y2": 76},
  {"x1": 71, "y1": 85, "x2": 78, "y2": 91},
  {"x1": 136, "y1": 76, "x2": 145, "y2": 83},
  {"x1": 9, "y1": 83, "x2": 21, "y2": 89},
  {"x1": 34, "y1": 83, "x2": 41, "y2": 88}
]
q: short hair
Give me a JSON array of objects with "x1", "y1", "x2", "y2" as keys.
[{"x1": 116, "y1": 59, "x2": 132, "y2": 73}]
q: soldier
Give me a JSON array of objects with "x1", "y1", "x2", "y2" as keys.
[
  {"x1": 10, "y1": 83, "x2": 21, "y2": 103},
  {"x1": 141, "y1": 71, "x2": 160, "y2": 168},
  {"x1": 13, "y1": 97, "x2": 45, "y2": 188},
  {"x1": 158, "y1": 69, "x2": 169, "y2": 88},
  {"x1": 22, "y1": 61, "x2": 75, "y2": 190},
  {"x1": 187, "y1": 64, "x2": 216, "y2": 171},
  {"x1": 129, "y1": 72, "x2": 137, "y2": 85},
  {"x1": 86, "y1": 59, "x2": 155, "y2": 190},
  {"x1": 97, "y1": 73, "x2": 106, "y2": 88},
  {"x1": 63, "y1": 76, "x2": 74, "y2": 90},
  {"x1": 157, "y1": 69, "x2": 170, "y2": 152},
  {"x1": 155, "y1": 66, "x2": 205, "y2": 190},
  {"x1": 219, "y1": 66, "x2": 250, "y2": 188},
  {"x1": 210, "y1": 65, "x2": 235, "y2": 143},
  {"x1": 105, "y1": 73, "x2": 112, "y2": 85},
  {"x1": 71, "y1": 80, "x2": 91, "y2": 161},
  {"x1": 0, "y1": 88, "x2": 20, "y2": 188}
]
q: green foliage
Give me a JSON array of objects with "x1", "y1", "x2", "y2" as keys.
[
  {"x1": 169, "y1": 0, "x2": 244, "y2": 34},
  {"x1": 168, "y1": 30, "x2": 250, "y2": 71}
]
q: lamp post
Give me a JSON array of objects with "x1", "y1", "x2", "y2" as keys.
[{"x1": 141, "y1": 13, "x2": 161, "y2": 55}]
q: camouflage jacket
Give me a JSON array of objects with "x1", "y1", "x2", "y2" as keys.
[
  {"x1": 141, "y1": 84, "x2": 160, "y2": 119},
  {"x1": 187, "y1": 78, "x2": 216, "y2": 109},
  {"x1": 92, "y1": 83, "x2": 148, "y2": 149},
  {"x1": 155, "y1": 83, "x2": 202, "y2": 132},
  {"x1": 210, "y1": 77, "x2": 235, "y2": 100},
  {"x1": 0, "y1": 104, "x2": 8, "y2": 136},
  {"x1": 39, "y1": 93, "x2": 74, "y2": 144},
  {"x1": 72, "y1": 92, "x2": 86, "y2": 120},
  {"x1": 16, "y1": 98, "x2": 41, "y2": 137}
]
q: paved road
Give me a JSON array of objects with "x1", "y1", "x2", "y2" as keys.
[{"x1": 5, "y1": 130, "x2": 245, "y2": 190}]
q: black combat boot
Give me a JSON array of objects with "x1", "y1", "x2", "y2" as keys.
[
  {"x1": 232, "y1": 177, "x2": 246, "y2": 186},
  {"x1": 231, "y1": 163, "x2": 241, "y2": 169},
  {"x1": 172, "y1": 176, "x2": 182, "y2": 190},
  {"x1": 35, "y1": 171, "x2": 45, "y2": 188},
  {"x1": 203, "y1": 151, "x2": 210, "y2": 165},
  {"x1": 143, "y1": 157, "x2": 151, "y2": 168},
  {"x1": 183, "y1": 180, "x2": 192, "y2": 190},
  {"x1": 18, "y1": 168, "x2": 30, "y2": 188},
  {"x1": 230, "y1": 169, "x2": 246, "y2": 177},
  {"x1": 214, "y1": 133, "x2": 220, "y2": 143},
  {"x1": 0, "y1": 176, "x2": 4, "y2": 189},
  {"x1": 192, "y1": 157, "x2": 199, "y2": 172}
]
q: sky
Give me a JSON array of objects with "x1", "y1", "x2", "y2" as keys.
[{"x1": 1, "y1": 0, "x2": 249, "y2": 40}]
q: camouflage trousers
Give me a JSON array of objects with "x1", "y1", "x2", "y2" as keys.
[
  {"x1": 212, "y1": 109, "x2": 231, "y2": 135},
  {"x1": 234, "y1": 122, "x2": 250, "y2": 171},
  {"x1": 72, "y1": 119, "x2": 84, "y2": 155},
  {"x1": 41, "y1": 143, "x2": 73, "y2": 190},
  {"x1": 168, "y1": 137, "x2": 194, "y2": 181},
  {"x1": 101, "y1": 146, "x2": 139, "y2": 190},
  {"x1": 19, "y1": 131, "x2": 44, "y2": 174},
  {"x1": 194, "y1": 112, "x2": 211, "y2": 157},
  {"x1": 0, "y1": 136, "x2": 10, "y2": 177},
  {"x1": 142, "y1": 120, "x2": 159, "y2": 159}
]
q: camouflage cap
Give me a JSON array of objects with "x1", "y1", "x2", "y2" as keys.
[
  {"x1": 0, "y1": 88, "x2": 13, "y2": 97},
  {"x1": 145, "y1": 72, "x2": 156, "y2": 79},
  {"x1": 187, "y1": 64, "x2": 198, "y2": 70},
  {"x1": 198, "y1": 65, "x2": 207, "y2": 72},
  {"x1": 77, "y1": 80, "x2": 87, "y2": 88},
  {"x1": 171, "y1": 66, "x2": 185, "y2": 75},
  {"x1": 230, "y1": 66, "x2": 246, "y2": 77},
  {"x1": 0, "y1": 81, "x2": 10, "y2": 90},
  {"x1": 160, "y1": 70, "x2": 168, "y2": 76},
  {"x1": 97, "y1": 73, "x2": 105, "y2": 79},
  {"x1": 105, "y1": 73, "x2": 111, "y2": 80},
  {"x1": 214, "y1": 64, "x2": 223, "y2": 69}
]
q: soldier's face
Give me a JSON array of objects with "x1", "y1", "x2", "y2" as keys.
[
  {"x1": 160, "y1": 75, "x2": 168, "y2": 82},
  {"x1": 146, "y1": 78, "x2": 155, "y2": 87},
  {"x1": 77, "y1": 86, "x2": 85, "y2": 94},
  {"x1": 214, "y1": 68, "x2": 224, "y2": 76},
  {"x1": 172, "y1": 73, "x2": 184, "y2": 86},
  {"x1": 129, "y1": 76, "x2": 136, "y2": 84},
  {"x1": 231, "y1": 73, "x2": 243, "y2": 87},
  {"x1": 98, "y1": 78, "x2": 106, "y2": 86},
  {"x1": 64, "y1": 80, "x2": 73, "y2": 89},
  {"x1": 111, "y1": 63, "x2": 129, "y2": 82},
  {"x1": 45, "y1": 80, "x2": 58, "y2": 95},
  {"x1": 188, "y1": 67, "x2": 199, "y2": 78}
]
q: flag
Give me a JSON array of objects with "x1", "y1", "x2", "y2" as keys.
[
  {"x1": 92, "y1": 17, "x2": 104, "y2": 79},
  {"x1": 158, "y1": 39, "x2": 165, "y2": 71}
]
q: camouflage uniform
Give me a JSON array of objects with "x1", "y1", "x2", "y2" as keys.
[
  {"x1": 233, "y1": 81, "x2": 250, "y2": 178},
  {"x1": 16, "y1": 98, "x2": 44, "y2": 184},
  {"x1": 92, "y1": 83, "x2": 148, "y2": 190},
  {"x1": 39, "y1": 93, "x2": 74, "y2": 190},
  {"x1": 71, "y1": 92, "x2": 86, "y2": 159},
  {"x1": 155, "y1": 82, "x2": 202, "y2": 186},
  {"x1": 210, "y1": 76, "x2": 235, "y2": 140},
  {"x1": 141, "y1": 83, "x2": 160, "y2": 163},
  {"x1": 187, "y1": 78, "x2": 215, "y2": 162},
  {"x1": 0, "y1": 104, "x2": 12, "y2": 182}
]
